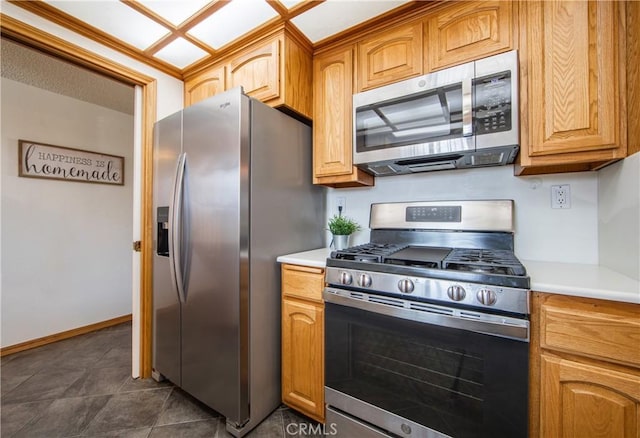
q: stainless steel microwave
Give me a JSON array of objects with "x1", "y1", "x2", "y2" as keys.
[{"x1": 353, "y1": 50, "x2": 519, "y2": 176}]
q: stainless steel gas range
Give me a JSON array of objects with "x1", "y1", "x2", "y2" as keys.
[{"x1": 323, "y1": 200, "x2": 530, "y2": 438}]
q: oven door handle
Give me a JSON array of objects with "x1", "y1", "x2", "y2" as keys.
[{"x1": 324, "y1": 288, "x2": 529, "y2": 342}]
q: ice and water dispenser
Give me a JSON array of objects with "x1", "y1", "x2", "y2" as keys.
[{"x1": 157, "y1": 206, "x2": 169, "y2": 256}]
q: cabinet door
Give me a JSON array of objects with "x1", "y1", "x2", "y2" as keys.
[
  {"x1": 541, "y1": 354, "x2": 640, "y2": 438},
  {"x1": 518, "y1": 0, "x2": 626, "y2": 172},
  {"x1": 282, "y1": 297, "x2": 324, "y2": 422},
  {"x1": 227, "y1": 38, "x2": 280, "y2": 103},
  {"x1": 426, "y1": 0, "x2": 512, "y2": 71},
  {"x1": 312, "y1": 47, "x2": 374, "y2": 187},
  {"x1": 357, "y1": 21, "x2": 423, "y2": 91},
  {"x1": 184, "y1": 65, "x2": 226, "y2": 107},
  {"x1": 313, "y1": 47, "x2": 354, "y2": 178}
]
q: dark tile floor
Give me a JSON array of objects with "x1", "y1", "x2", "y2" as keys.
[{"x1": 1, "y1": 323, "x2": 319, "y2": 437}]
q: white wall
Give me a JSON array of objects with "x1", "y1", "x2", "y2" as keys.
[
  {"x1": 598, "y1": 153, "x2": 640, "y2": 280},
  {"x1": 325, "y1": 164, "x2": 599, "y2": 264},
  {"x1": 0, "y1": 1, "x2": 183, "y2": 366},
  {"x1": 1, "y1": 79, "x2": 134, "y2": 346}
]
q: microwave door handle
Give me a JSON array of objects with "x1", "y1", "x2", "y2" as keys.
[
  {"x1": 437, "y1": 89, "x2": 451, "y2": 124},
  {"x1": 462, "y1": 78, "x2": 473, "y2": 136}
]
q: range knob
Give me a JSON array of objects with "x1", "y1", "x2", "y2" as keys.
[
  {"x1": 339, "y1": 271, "x2": 353, "y2": 285},
  {"x1": 447, "y1": 285, "x2": 466, "y2": 301},
  {"x1": 398, "y1": 279, "x2": 415, "y2": 294},
  {"x1": 357, "y1": 273, "x2": 372, "y2": 288},
  {"x1": 477, "y1": 288, "x2": 497, "y2": 306}
]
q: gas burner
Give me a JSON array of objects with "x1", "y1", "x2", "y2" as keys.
[
  {"x1": 445, "y1": 264, "x2": 514, "y2": 275},
  {"x1": 444, "y1": 249, "x2": 527, "y2": 276},
  {"x1": 332, "y1": 243, "x2": 408, "y2": 263}
]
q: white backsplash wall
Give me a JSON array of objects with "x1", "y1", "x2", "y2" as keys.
[
  {"x1": 326, "y1": 164, "x2": 599, "y2": 264},
  {"x1": 598, "y1": 153, "x2": 640, "y2": 280}
]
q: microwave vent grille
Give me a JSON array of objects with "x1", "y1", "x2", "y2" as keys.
[
  {"x1": 471, "y1": 151, "x2": 505, "y2": 166},
  {"x1": 368, "y1": 164, "x2": 397, "y2": 176}
]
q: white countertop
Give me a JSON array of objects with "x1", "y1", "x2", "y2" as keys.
[
  {"x1": 276, "y1": 248, "x2": 333, "y2": 269},
  {"x1": 523, "y1": 260, "x2": 640, "y2": 304},
  {"x1": 276, "y1": 248, "x2": 640, "y2": 305}
]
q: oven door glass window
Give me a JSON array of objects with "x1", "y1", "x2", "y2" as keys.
[
  {"x1": 354, "y1": 84, "x2": 463, "y2": 153},
  {"x1": 325, "y1": 302, "x2": 528, "y2": 438}
]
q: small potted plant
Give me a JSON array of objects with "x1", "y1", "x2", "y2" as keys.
[{"x1": 328, "y1": 214, "x2": 361, "y2": 250}]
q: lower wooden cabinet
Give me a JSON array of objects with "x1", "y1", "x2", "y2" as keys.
[
  {"x1": 531, "y1": 293, "x2": 640, "y2": 437},
  {"x1": 540, "y1": 353, "x2": 640, "y2": 438},
  {"x1": 281, "y1": 264, "x2": 325, "y2": 423}
]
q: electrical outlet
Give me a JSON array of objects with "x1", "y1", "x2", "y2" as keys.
[
  {"x1": 551, "y1": 184, "x2": 571, "y2": 209},
  {"x1": 337, "y1": 197, "x2": 346, "y2": 214}
]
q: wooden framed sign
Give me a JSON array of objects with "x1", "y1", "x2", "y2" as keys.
[{"x1": 18, "y1": 140, "x2": 124, "y2": 186}]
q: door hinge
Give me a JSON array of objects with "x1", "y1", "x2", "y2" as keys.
[{"x1": 133, "y1": 241, "x2": 142, "y2": 252}]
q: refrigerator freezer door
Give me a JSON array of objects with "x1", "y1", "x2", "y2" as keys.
[
  {"x1": 152, "y1": 110, "x2": 183, "y2": 386},
  {"x1": 180, "y1": 88, "x2": 250, "y2": 425},
  {"x1": 240, "y1": 99, "x2": 324, "y2": 434}
]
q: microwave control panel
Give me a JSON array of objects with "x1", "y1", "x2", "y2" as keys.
[{"x1": 474, "y1": 71, "x2": 512, "y2": 135}]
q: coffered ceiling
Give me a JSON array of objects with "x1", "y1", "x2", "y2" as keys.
[{"x1": 10, "y1": 0, "x2": 417, "y2": 78}]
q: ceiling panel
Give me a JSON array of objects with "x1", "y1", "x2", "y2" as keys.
[
  {"x1": 187, "y1": 0, "x2": 279, "y2": 49},
  {"x1": 279, "y1": 0, "x2": 306, "y2": 9},
  {"x1": 137, "y1": 0, "x2": 212, "y2": 26},
  {"x1": 291, "y1": 0, "x2": 411, "y2": 43},
  {"x1": 153, "y1": 37, "x2": 210, "y2": 69},
  {"x1": 14, "y1": 0, "x2": 424, "y2": 76},
  {"x1": 44, "y1": 1, "x2": 170, "y2": 50}
]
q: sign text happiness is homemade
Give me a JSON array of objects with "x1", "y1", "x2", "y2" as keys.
[{"x1": 19, "y1": 140, "x2": 124, "y2": 186}]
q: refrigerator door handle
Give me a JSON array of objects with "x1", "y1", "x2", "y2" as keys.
[{"x1": 169, "y1": 152, "x2": 187, "y2": 303}]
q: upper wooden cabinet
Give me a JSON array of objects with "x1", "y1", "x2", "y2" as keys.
[
  {"x1": 425, "y1": 1, "x2": 514, "y2": 71},
  {"x1": 356, "y1": 21, "x2": 423, "y2": 92},
  {"x1": 311, "y1": 1, "x2": 515, "y2": 187},
  {"x1": 313, "y1": 46, "x2": 374, "y2": 188},
  {"x1": 227, "y1": 38, "x2": 280, "y2": 103},
  {"x1": 516, "y1": 0, "x2": 628, "y2": 175},
  {"x1": 183, "y1": 28, "x2": 313, "y2": 120},
  {"x1": 628, "y1": 1, "x2": 640, "y2": 157},
  {"x1": 184, "y1": 65, "x2": 225, "y2": 108}
]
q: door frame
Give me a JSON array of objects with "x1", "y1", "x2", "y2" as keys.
[{"x1": 1, "y1": 14, "x2": 156, "y2": 378}]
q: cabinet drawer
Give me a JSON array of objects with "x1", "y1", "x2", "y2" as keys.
[
  {"x1": 282, "y1": 264, "x2": 325, "y2": 302},
  {"x1": 540, "y1": 295, "x2": 640, "y2": 367}
]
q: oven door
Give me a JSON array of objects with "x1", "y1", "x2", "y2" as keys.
[{"x1": 324, "y1": 288, "x2": 529, "y2": 438}]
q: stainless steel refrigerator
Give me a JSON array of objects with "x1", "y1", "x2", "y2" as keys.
[{"x1": 152, "y1": 88, "x2": 325, "y2": 437}]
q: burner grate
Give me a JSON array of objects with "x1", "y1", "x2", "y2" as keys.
[
  {"x1": 332, "y1": 243, "x2": 408, "y2": 263},
  {"x1": 444, "y1": 249, "x2": 527, "y2": 276}
]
